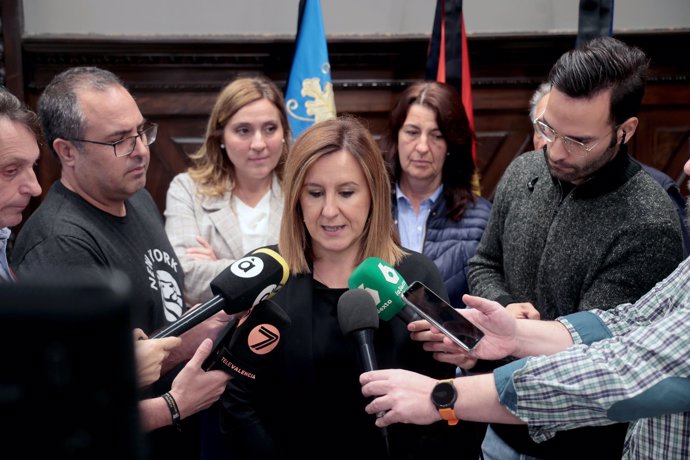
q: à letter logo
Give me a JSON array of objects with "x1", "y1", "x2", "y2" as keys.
[{"x1": 231, "y1": 256, "x2": 265, "y2": 279}]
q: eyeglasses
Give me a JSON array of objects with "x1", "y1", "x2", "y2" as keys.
[
  {"x1": 533, "y1": 119, "x2": 611, "y2": 156},
  {"x1": 68, "y1": 123, "x2": 158, "y2": 157}
]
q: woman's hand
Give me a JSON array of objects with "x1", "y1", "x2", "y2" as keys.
[{"x1": 186, "y1": 236, "x2": 218, "y2": 261}]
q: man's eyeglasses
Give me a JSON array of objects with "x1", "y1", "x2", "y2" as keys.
[
  {"x1": 533, "y1": 119, "x2": 607, "y2": 156},
  {"x1": 68, "y1": 123, "x2": 158, "y2": 157}
]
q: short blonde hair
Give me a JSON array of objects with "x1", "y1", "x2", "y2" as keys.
[
  {"x1": 279, "y1": 116, "x2": 404, "y2": 274},
  {"x1": 188, "y1": 75, "x2": 291, "y2": 197}
]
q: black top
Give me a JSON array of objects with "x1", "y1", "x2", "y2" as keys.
[{"x1": 219, "y1": 250, "x2": 486, "y2": 459}]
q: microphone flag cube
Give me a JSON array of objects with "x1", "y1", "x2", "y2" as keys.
[
  {"x1": 202, "y1": 299, "x2": 291, "y2": 382},
  {"x1": 347, "y1": 257, "x2": 408, "y2": 321}
]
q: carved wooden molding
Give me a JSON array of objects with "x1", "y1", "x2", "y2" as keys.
[
  {"x1": 14, "y1": 30, "x2": 690, "y2": 213},
  {"x1": 21, "y1": 31, "x2": 690, "y2": 95}
]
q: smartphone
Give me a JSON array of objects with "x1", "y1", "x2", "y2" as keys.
[{"x1": 402, "y1": 281, "x2": 484, "y2": 352}]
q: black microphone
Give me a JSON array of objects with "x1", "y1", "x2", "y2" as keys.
[
  {"x1": 337, "y1": 288, "x2": 380, "y2": 372},
  {"x1": 150, "y1": 247, "x2": 289, "y2": 339},
  {"x1": 337, "y1": 288, "x2": 390, "y2": 458}
]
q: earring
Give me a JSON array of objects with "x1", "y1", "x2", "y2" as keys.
[
  {"x1": 446, "y1": 152, "x2": 450, "y2": 157},
  {"x1": 220, "y1": 143, "x2": 225, "y2": 149},
  {"x1": 282, "y1": 139, "x2": 286, "y2": 144}
]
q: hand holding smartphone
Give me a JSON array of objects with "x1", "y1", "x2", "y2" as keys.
[{"x1": 402, "y1": 281, "x2": 484, "y2": 352}]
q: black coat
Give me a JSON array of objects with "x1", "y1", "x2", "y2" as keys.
[{"x1": 219, "y1": 251, "x2": 485, "y2": 460}]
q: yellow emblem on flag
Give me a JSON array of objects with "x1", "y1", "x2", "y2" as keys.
[{"x1": 287, "y1": 77, "x2": 336, "y2": 124}]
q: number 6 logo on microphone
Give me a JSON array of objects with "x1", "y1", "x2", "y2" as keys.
[{"x1": 378, "y1": 261, "x2": 399, "y2": 284}]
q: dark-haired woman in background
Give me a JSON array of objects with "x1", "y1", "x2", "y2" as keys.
[{"x1": 384, "y1": 81, "x2": 492, "y2": 310}]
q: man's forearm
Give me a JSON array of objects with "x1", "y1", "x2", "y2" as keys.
[
  {"x1": 513, "y1": 318, "x2": 574, "y2": 357},
  {"x1": 139, "y1": 397, "x2": 171, "y2": 432},
  {"x1": 454, "y1": 373, "x2": 524, "y2": 424}
]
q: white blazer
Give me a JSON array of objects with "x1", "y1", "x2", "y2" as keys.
[{"x1": 164, "y1": 172, "x2": 284, "y2": 305}]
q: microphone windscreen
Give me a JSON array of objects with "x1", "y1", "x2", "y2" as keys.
[
  {"x1": 347, "y1": 257, "x2": 408, "y2": 321},
  {"x1": 209, "y1": 247, "x2": 289, "y2": 314},
  {"x1": 203, "y1": 299, "x2": 291, "y2": 382},
  {"x1": 337, "y1": 288, "x2": 379, "y2": 336}
]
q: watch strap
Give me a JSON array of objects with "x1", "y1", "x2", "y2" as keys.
[{"x1": 439, "y1": 407, "x2": 459, "y2": 426}]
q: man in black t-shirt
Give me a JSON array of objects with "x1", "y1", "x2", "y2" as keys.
[{"x1": 12, "y1": 67, "x2": 230, "y2": 460}]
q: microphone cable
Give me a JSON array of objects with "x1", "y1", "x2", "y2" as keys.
[{"x1": 381, "y1": 425, "x2": 391, "y2": 460}]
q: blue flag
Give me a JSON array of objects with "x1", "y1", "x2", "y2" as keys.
[{"x1": 285, "y1": 0, "x2": 336, "y2": 139}]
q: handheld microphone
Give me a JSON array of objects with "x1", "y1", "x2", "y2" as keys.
[
  {"x1": 337, "y1": 288, "x2": 390, "y2": 456},
  {"x1": 347, "y1": 257, "x2": 421, "y2": 324},
  {"x1": 337, "y1": 288, "x2": 380, "y2": 373},
  {"x1": 150, "y1": 247, "x2": 289, "y2": 339},
  {"x1": 202, "y1": 299, "x2": 291, "y2": 381}
]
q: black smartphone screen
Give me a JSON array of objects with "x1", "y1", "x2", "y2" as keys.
[{"x1": 402, "y1": 281, "x2": 484, "y2": 351}]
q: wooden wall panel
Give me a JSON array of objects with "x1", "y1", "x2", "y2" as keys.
[{"x1": 12, "y1": 31, "x2": 690, "y2": 222}]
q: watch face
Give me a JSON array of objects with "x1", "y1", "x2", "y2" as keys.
[{"x1": 432, "y1": 381, "x2": 457, "y2": 408}]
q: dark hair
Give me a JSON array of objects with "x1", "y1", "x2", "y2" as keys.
[
  {"x1": 548, "y1": 37, "x2": 649, "y2": 124},
  {"x1": 38, "y1": 67, "x2": 124, "y2": 154},
  {"x1": 0, "y1": 87, "x2": 42, "y2": 143},
  {"x1": 384, "y1": 81, "x2": 476, "y2": 221}
]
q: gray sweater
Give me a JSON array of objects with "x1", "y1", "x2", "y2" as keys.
[{"x1": 468, "y1": 150, "x2": 683, "y2": 321}]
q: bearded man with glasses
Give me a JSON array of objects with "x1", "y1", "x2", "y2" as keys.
[
  {"x1": 463, "y1": 37, "x2": 684, "y2": 459},
  {"x1": 11, "y1": 67, "x2": 232, "y2": 460}
]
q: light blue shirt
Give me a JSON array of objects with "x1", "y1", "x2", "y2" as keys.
[
  {"x1": 395, "y1": 183, "x2": 443, "y2": 252},
  {"x1": 0, "y1": 227, "x2": 13, "y2": 281}
]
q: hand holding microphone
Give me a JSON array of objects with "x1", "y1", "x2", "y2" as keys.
[
  {"x1": 150, "y1": 247, "x2": 289, "y2": 339},
  {"x1": 133, "y1": 329, "x2": 182, "y2": 388},
  {"x1": 139, "y1": 338, "x2": 231, "y2": 433}
]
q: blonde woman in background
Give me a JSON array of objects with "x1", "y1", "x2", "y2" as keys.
[{"x1": 164, "y1": 75, "x2": 290, "y2": 305}]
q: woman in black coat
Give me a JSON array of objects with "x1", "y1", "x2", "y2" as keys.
[{"x1": 217, "y1": 117, "x2": 484, "y2": 459}]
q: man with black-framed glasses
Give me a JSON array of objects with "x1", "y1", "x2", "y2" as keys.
[
  {"x1": 462, "y1": 37, "x2": 685, "y2": 459},
  {"x1": 10, "y1": 67, "x2": 231, "y2": 460},
  {"x1": 67, "y1": 122, "x2": 158, "y2": 158}
]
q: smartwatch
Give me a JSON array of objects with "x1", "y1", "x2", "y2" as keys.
[{"x1": 431, "y1": 379, "x2": 459, "y2": 426}]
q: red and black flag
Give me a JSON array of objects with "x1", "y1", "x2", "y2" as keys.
[{"x1": 425, "y1": 0, "x2": 479, "y2": 193}]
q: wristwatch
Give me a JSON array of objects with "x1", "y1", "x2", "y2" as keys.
[{"x1": 431, "y1": 379, "x2": 459, "y2": 426}]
